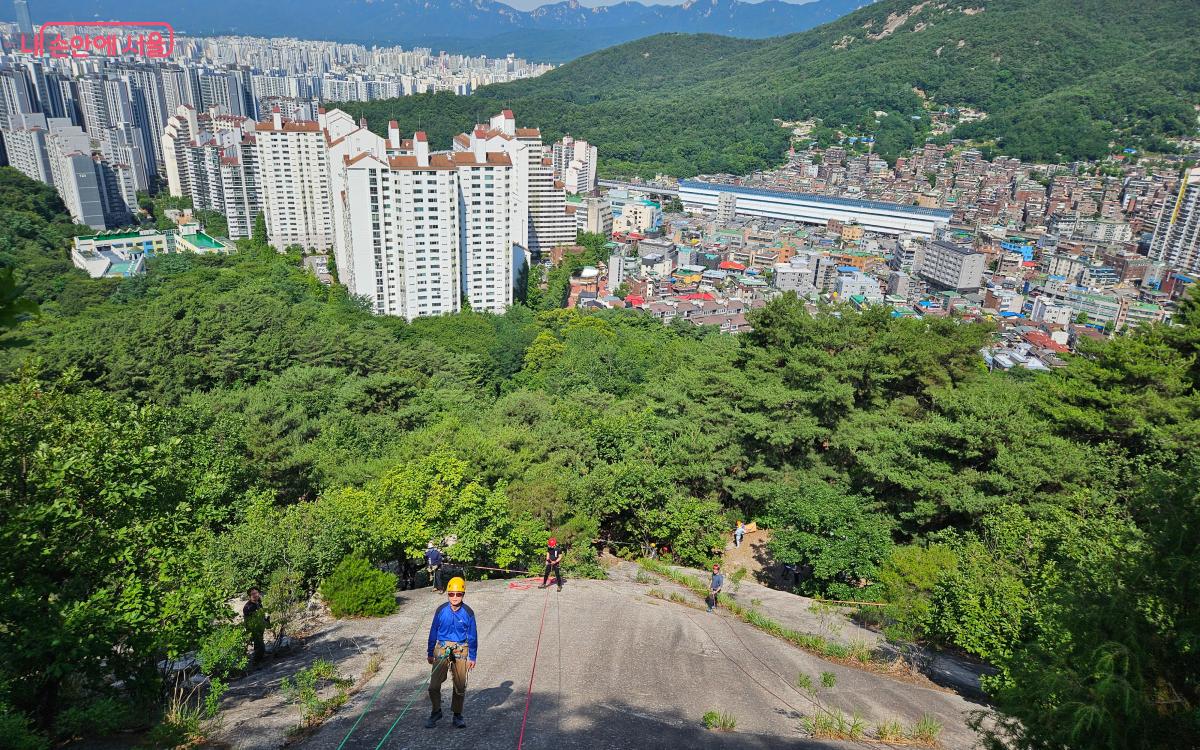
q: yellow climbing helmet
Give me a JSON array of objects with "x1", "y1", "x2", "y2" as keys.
[{"x1": 446, "y1": 577, "x2": 466, "y2": 594}]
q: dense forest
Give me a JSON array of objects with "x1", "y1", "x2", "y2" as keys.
[
  {"x1": 0, "y1": 163, "x2": 1197, "y2": 748},
  {"x1": 337, "y1": 0, "x2": 1200, "y2": 177}
]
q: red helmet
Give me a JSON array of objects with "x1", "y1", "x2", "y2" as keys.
[{"x1": 548, "y1": 538, "x2": 557, "y2": 547}]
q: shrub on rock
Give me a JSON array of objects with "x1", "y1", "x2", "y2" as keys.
[{"x1": 318, "y1": 555, "x2": 398, "y2": 618}]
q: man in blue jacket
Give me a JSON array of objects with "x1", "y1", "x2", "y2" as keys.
[{"x1": 426, "y1": 576, "x2": 477, "y2": 729}]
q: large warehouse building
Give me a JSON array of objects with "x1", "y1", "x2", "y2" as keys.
[{"x1": 679, "y1": 180, "x2": 952, "y2": 237}]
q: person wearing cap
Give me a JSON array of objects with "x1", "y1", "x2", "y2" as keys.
[
  {"x1": 424, "y1": 541, "x2": 444, "y2": 592},
  {"x1": 734, "y1": 520, "x2": 745, "y2": 548},
  {"x1": 707, "y1": 564, "x2": 724, "y2": 613},
  {"x1": 539, "y1": 538, "x2": 563, "y2": 591},
  {"x1": 426, "y1": 576, "x2": 477, "y2": 729}
]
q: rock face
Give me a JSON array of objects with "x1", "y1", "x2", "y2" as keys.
[{"x1": 207, "y1": 562, "x2": 989, "y2": 749}]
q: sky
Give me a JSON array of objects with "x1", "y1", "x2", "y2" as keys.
[{"x1": 503, "y1": 0, "x2": 807, "y2": 11}]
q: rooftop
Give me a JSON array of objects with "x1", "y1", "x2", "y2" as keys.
[
  {"x1": 680, "y1": 179, "x2": 954, "y2": 219},
  {"x1": 180, "y1": 232, "x2": 225, "y2": 250}
]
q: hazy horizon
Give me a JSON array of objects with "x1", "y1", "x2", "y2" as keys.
[{"x1": 505, "y1": 0, "x2": 815, "y2": 12}]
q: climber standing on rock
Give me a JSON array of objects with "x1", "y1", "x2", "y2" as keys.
[
  {"x1": 426, "y1": 577, "x2": 477, "y2": 730},
  {"x1": 539, "y1": 537, "x2": 564, "y2": 591}
]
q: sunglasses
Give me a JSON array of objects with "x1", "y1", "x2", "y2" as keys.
[{"x1": 448, "y1": 592, "x2": 463, "y2": 598}]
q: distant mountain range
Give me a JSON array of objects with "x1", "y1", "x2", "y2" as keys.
[
  {"x1": 4, "y1": 0, "x2": 874, "y2": 61},
  {"x1": 343, "y1": 0, "x2": 1200, "y2": 177}
]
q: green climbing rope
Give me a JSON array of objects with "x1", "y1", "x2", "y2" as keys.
[
  {"x1": 374, "y1": 651, "x2": 453, "y2": 749},
  {"x1": 334, "y1": 621, "x2": 422, "y2": 750}
]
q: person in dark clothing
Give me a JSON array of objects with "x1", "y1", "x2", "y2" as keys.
[
  {"x1": 425, "y1": 542, "x2": 444, "y2": 591},
  {"x1": 399, "y1": 558, "x2": 417, "y2": 591},
  {"x1": 539, "y1": 538, "x2": 564, "y2": 591},
  {"x1": 243, "y1": 588, "x2": 268, "y2": 665},
  {"x1": 707, "y1": 564, "x2": 724, "y2": 613}
]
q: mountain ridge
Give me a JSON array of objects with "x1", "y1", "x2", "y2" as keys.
[
  {"x1": 4, "y1": 0, "x2": 873, "y2": 61},
  {"x1": 338, "y1": 0, "x2": 1200, "y2": 177}
]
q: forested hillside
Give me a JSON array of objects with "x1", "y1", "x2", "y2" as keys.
[
  {"x1": 0, "y1": 166, "x2": 1197, "y2": 748},
  {"x1": 338, "y1": 0, "x2": 1200, "y2": 177}
]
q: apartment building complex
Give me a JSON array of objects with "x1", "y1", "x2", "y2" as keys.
[
  {"x1": 1151, "y1": 167, "x2": 1200, "y2": 275},
  {"x1": 162, "y1": 105, "x2": 262, "y2": 237}
]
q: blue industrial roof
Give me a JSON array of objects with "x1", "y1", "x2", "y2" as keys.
[{"x1": 678, "y1": 179, "x2": 953, "y2": 219}]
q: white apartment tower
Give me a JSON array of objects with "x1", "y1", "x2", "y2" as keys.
[
  {"x1": 458, "y1": 110, "x2": 575, "y2": 262},
  {"x1": 1150, "y1": 167, "x2": 1200, "y2": 275},
  {"x1": 330, "y1": 108, "x2": 515, "y2": 320},
  {"x1": 255, "y1": 109, "x2": 332, "y2": 251},
  {"x1": 552, "y1": 135, "x2": 598, "y2": 195},
  {"x1": 1, "y1": 111, "x2": 52, "y2": 184},
  {"x1": 341, "y1": 134, "x2": 462, "y2": 319},
  {"x1": 454, "y1": 128, "x2": 513, "y2": 314}
]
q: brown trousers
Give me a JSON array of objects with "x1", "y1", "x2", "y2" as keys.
[{"x1": 429, "y1": 641, "x2": 470, "y2": 714}]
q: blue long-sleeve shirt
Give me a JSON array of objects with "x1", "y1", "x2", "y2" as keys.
[{"x1": 428, "y1": 602, "x2": 478, "y2": 661}]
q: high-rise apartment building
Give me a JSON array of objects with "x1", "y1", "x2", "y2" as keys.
[
  {"x1": 1150, "y1": 167, "x2": 1200, "y2": 275},
  {"x1": 1, "y1": 111, "x2": 51, "y2": 184},
  {"x1": 454, "y1": 129, "x2": 513, "y2": 314},
  {"x1": 254, "y1": 109, "x2": 332, "y2": 250},
  {"x1": 162, "y1": 105, "x2": 261, "y2": 237},
  {"x1": 551, "y1": 135, "x2": 597, "y2": 195},
  {"x1": 339, "y1": 133, "x2": 462, "y2": 319},
  {"x1": 46, "y1": 118, "x2": 135, "y2": 229},
  {"x1": 459, "y1": 111, "x2": 574, "y2": 261},
  {"x1": 331, "y1": 111, "x2": 515, "y2": 320},
  {"x1": 0, "y1": 67, "x2": 35, "y2": 130},
  {"x1": 198, "y1": 71, "x2": 247, "y2": 117},
  {"x1": 114, "y1": 63, "x2": 169, "y2": 176}
]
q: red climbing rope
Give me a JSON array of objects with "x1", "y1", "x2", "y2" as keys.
[
  {"x1": 507, "y1": 577, "x2": 544, "y2": 591},
  {"x1": 516, "y1": 586, "x2": 552, "y2": 749}
]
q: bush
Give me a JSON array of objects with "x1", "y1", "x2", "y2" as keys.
[
  {"x1": 54, "y1": 697, "x2": 135, "y2": 740},
  {"x1": 0, "y1": 703, "x2": 49, "y2": 750},
  {"x1": 319, "y1": 555, "x2": 398, "y2": 618},
  {"x1": 266, "y1": 566, "x2": 307, "y2": 642},
  {"x1": 198, "y1": 625, "x2": 249, "y2": 680},
  {"x1": 561, "y1": 545, "x2": 606, "y2": 579}
]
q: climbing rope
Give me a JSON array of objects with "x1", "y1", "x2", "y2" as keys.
[
  {"x1": 373, "y1": 649, "x2": 454, "y2": 749},
  {"x1": 516, "y1": 586, "x2": 552, "y2": 749},
  {"x1": 334, "y1": 619, "x2": 422, "y2": 750}
]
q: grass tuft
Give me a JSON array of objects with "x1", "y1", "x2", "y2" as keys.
[
  {"x1": 702, "y1": 710, "x2": 737, "y2": 731},
  {"x1": 875, "y1": 718, "x2": 906, "y2": 741},
  {"x1": 911, "y1": 713, "x2": 944, "y2": 744}
]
